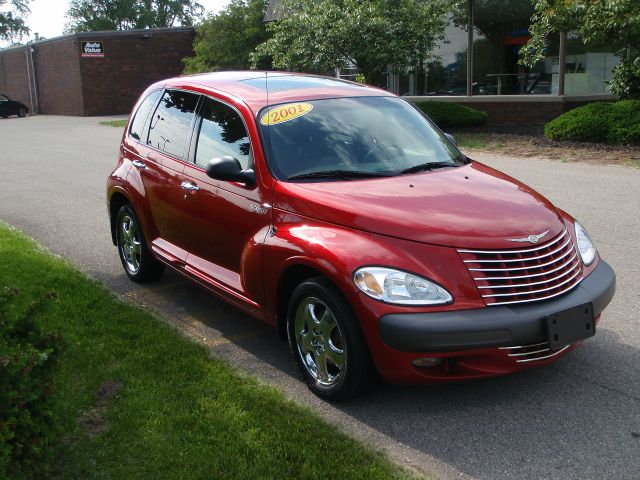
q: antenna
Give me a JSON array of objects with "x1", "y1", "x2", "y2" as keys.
[
  {"x1": 265, "y1": 71, "x2": 269, "y2": 109},
  {"x1": 264, "y1": 71, "x2": 273, "y2": 172}
]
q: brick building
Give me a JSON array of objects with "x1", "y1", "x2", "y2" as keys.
[{"x1": 0, "y1": 27, "x2": 195, "y2": 116}]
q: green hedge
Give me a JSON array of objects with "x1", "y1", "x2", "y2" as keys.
[
  {"x1": 414, "y1": 101, "x2": 488, "y2": 129},
  {"x1": 545, "y1": 100, "x2": 640, "y2": 145},
  {"x1": 0, "y1": 288, "x2": 62, "y2": 479}
]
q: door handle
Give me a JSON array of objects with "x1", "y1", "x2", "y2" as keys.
[
  {"x1": 181, "y1": 181, "x2": 200, "y2": 191},
  {"x1": 132, "y1": 160, "x2": 147, "y2": 169}
]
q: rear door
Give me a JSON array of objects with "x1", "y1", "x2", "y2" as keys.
[{"x1": 124, "y1": 88, "x2": 200, "y2": 265}]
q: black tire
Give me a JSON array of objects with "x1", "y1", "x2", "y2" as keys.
[
  {"x1": 115, "y1": 204, "x2": 164, "y2": 282},
  {"x1": 18, "y1": 107, "x2": 27, "y2": 118},
  {"x1": 287, "y1": 276, "x2": 375, "y2": 400}
]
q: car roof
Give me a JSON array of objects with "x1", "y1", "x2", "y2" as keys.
[{"x1": 159, "y1": 71, "x2": 395, "y2": 114}]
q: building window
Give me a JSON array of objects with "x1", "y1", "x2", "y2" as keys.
[
  {"x1": 472, "y1": 0, "x2": 559, "y2": 95},
  {"x1": 425, "y1": 22, "x2": 468, "y2": 95},
  {"x1": 562, "y1": 33, "x2": 622, "y2": 95}
]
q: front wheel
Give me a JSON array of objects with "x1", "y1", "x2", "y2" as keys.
[
  {"x1": 115, "y1": 204, "x2": 164, "y2": 282},
  {"x1": 18, "y1": 107, "x2": 27, "y2": 118},
  {"x1": 287, "y1": 277, "x2": 375, "y2": 400}
]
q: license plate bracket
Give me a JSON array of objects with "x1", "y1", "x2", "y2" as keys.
[{"x1": 546, "y1": 302, "x2": 595, "y2": 350}]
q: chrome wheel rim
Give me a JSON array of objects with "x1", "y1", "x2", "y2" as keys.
[
  {"x1": 118, "y1": 214, "x2": 141, "y2": 274},
  {"x1": 294, "y1": 297, "x2": 346, "y2": 386}
]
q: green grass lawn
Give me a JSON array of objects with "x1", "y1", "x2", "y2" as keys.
[
  {"x1": 0, "y1": 223, "x2": 415, "y2": 480},
  {"x1": 99, "y1": 119, "x2": 127, "y2": 128},
  {"x1": 454, "y1": 133, "x2": 490, "y2": 150}
]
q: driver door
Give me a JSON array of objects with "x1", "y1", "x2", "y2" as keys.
[{"x1": 181, "y1": 96, "x2": 271, "y2": 313}]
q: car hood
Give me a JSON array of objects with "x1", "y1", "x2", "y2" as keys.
[{"x1": 273, "y1": 161, "x2": 566, "y2": 249}]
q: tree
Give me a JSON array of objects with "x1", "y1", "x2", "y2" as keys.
[
  {"x1": 66, "y1": 0, "x2": 137, "y2": 31},
  {"x1": 138, "y1": 0, "x2": 204, "y2": 28},
  {"x1": 65, "y1": 0, "x2": 204, "y2": 33},
  {"x1": 0, "y1": 0, "x2": 30, "y2": 44},
  {"x1": 251, "y1": 0, "x2": 451, "y2": 84},
  {"x1": 183, "y1": 0, "x2": 271, "y2": 73},
  {"x1": 520, "y1": 0, "x2": 640, "y2": 99}
]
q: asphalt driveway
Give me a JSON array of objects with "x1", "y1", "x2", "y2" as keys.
[{"x1": 1, "y1": 115, "x2": 638, "y2": 479}]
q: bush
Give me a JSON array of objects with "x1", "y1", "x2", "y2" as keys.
[
  {"x1": 0, "y1": 288, "x2": 62, "y2": 479},
  {"x1": 414, "y1": 101, "x2": 488, "y2": 129},
  {"x1": 544, "y1": 100, "x2": 640, "y2": 145},
  {"x1": 608, "y1": 57, "x2": 640, "y2": 100}
]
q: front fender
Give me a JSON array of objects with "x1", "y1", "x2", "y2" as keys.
[{"x1": 263, "y1": 210, "x2": 482, "y2": 336}]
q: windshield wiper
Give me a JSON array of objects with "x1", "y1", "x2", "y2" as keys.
[
  {"x1": 400, "y1": 162, "x2": 460, "y2": 175},
  {"x1": 287, "y1": 170, "x2": 394, "y2": 181}
]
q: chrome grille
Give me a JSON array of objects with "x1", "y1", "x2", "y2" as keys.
[
  {"x1": 458, "y1": 229, "x2": 583, "y2": 306},
  {"x1": 499, "y1": 341, "x2": 571, "y2": 363}
]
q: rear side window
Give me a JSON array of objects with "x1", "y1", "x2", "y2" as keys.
[
  {"x1": 147, "y1": 90, "x2": 199, "y2": 158},
  {"x1": 129, "y1": 89, "x2": 161, "y2": 141},
  {"x1": 194, "y1": 98, "x2": 251, "y2": 169}
]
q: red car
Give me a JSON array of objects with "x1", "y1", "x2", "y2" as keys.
[{"x1": 107, "y1": 72, "x2": 615, "y2": 400}]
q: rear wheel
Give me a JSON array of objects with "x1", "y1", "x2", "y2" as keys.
[
  {"x1": 287, "y1": 277, "x2": 375, "y2": 400},
  {"x1": 18, "y1": 107, "x2": 27, "y2": 118},
  {"x1": 116, "y1": 204, "x2": 164, "y2": 282}
]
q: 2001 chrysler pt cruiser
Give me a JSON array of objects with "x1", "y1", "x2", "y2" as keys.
[{"x1": 107, "y1": 72, "x2": 616, "y2": 400}]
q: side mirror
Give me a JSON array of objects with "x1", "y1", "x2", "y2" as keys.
[
  {"x1": 205, "y1": 156, "x2": 255, "y2": 185},
  {"x1": 444, "y1": 133, "x2": 457, "y2": 146}
]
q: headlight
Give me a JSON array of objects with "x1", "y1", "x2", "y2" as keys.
[
  {"x1": 353, "y1": 267, "x2": 452, "y2": 305},
  {"x1": 574, "y1": 221, "x2": 597, "y2": 266}
]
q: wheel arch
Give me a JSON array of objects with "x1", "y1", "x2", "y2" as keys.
[
  {"x1": 108, "y1": 190, "x2": 133, "y2": 245},
  {"x1": 275, "y1": 259, "x2": 353, "y2": 341}
]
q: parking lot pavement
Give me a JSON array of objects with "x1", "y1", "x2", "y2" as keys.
[{"x1": 1, "y1": 115, "x2": 639, "y2": 480}]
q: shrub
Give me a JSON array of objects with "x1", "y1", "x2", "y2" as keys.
[
  {"x1": 0, "y1": 288, "x2": 62, "y2": 479},
  {"x1": 608, "y1": 57, "x2": 640, "y2": 100},
  {"x1": 544, "y1": 100, "x2": 640, "y2": 145},
  {"x1": 413, "y1": 101, "x2": 488, "y2": 129},
  {"x1": 544, "y1": 102, "x2": 612, "y2": 143}
]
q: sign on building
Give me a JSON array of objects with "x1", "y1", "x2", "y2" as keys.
[{"x1": 81, "y1": 41, "x2": 105, "y2": 58}]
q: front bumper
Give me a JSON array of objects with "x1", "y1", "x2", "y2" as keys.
[{"x1": 379, "y1": 260, "x2": 615, "y2": 353}]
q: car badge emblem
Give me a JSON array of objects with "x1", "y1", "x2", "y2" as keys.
[
  {"x1": 507, "y1": 229, "x2": 550, "y2": 244},
  {"x1": 250, "y1": 204, "x2": 268, "y2": 215}
]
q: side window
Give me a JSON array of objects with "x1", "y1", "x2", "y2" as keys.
[
  {"x1": 195, "y1": 98, "x2": 251, "y2": 169},
  {"x1": 129, "y1": 89, "x2": 161, "y2": 142},
  {"x1": 147, "y1": 90, "x2": 199, "y2": 158},
  {"x1": 0, "y1": 95, "x2": 8, "y2": 102}
]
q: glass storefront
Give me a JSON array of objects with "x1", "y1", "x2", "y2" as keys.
[
  {"x1": 562, "y1": 33, "x2": 621, "y2": 95},
  {"x1": 472, "y1": 0, "x2": 558, "y2": 95},
  {"x1": 337, "y1": 0, "x2": 622, "y2": 97},
  {"x1": 424, "y1": 23, "x2": 468, "y2": 95}
]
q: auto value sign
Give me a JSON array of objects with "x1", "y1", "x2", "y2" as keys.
[{"x1": 81, "y1": 41, "x2": 104, "y2": 58}]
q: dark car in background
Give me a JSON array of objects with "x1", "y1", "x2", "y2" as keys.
[{"x1": 0, "y1": 94, "x2": 28, "y2": 118}]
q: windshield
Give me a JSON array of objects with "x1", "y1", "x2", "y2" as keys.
[{"x1": 258, "y1": 96, "x2": 466, "y2": 181}]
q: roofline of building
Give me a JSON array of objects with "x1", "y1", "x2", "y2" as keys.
[{"x1": 0, "y1": 26, "x2": 195, "y2": 53}]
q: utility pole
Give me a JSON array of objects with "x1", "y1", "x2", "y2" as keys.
[{"x1": 466, "y1": 0, "x2": 474, "y2": 96}]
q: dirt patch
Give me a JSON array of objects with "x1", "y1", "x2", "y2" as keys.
[
  {"x1": 77, "y1": 379, "x2": 123, "y2": 437},
  {"x1": 456, "y1": 132, "x2": 640, "y2": 168}
]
